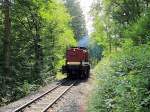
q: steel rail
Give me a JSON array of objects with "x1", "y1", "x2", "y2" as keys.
[
  {"x1": 13, "y1": 80, "x2": 67, "y2": 112},
  {"x1": 42, "y1": 81, "x2": 77, "y2": 112}
]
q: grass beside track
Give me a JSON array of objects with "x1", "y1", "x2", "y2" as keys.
[{"x1": 56, "y1": 72, "x2": 67, "y2": 80}]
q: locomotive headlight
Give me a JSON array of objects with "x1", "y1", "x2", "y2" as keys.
[
  {"x1": 67, "y1": 62, "x2": 80, "y2": 65},
  {"x1": 82, "y1": 62, "x2": 90, "y2": 65}
]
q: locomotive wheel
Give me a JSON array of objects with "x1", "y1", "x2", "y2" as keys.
[
  {"x1": 80, "y1": 70, "x2": 84, "y2": 79},
  {"x1": 85, "y1": 67, "x2": 90, "y2": 79},
  {"x1": 67, "y1": 73, "x2": 71, "y2": 79},
  {"x1": 83, "y1": 68, "x2": 88, "y2": 79},
  {"x1": 85, "y1": 69, "x2": 87, "y2": 79},
  {"x1": 87, "y1": 69, "x2": 90, "y2": 78}
]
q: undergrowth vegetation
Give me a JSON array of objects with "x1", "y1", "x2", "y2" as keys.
[
  {"x1": 88, "y1": 45, "x2": 150, "y2": 112},
  {"x1": 88, "y1": 0, "x2": 150, "y2": 111}
]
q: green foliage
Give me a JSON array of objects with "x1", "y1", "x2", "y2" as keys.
[
  {"x1": 88, "y1": 39, "x2": 103, "y2": 67},
  {"x1": 64, "y1": 0, "x2": 87, "y2": 40},
  {"x1": 89, "y1": 1, "x2": 150, "y2": 111},
  {"x1": 87, "y1": 16, "x2": 105, "y2": 66},
  {"x1": 91, "y1": 0, "x2": 150, "y2": 54},
  {"x1": 22, "y1": 80, "x2": 30, "y2": 95},
  {"x1": 88, "y1": 45, "x2": 150, "y2": 112},
  {"x1": 0, "y1": 0, "x2": 76, "y2": 106},
  {"x1": 123, "y1": 9, "x2": 150, "y2": 45}
]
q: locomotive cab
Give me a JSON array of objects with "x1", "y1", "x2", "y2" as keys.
[{"x1": 62, "y1": 47, "x2": 90, "y2": 79}]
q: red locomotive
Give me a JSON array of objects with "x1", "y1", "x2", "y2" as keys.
[{"x1": 62, "y1": 47, "x2": 90, "y2": 79}]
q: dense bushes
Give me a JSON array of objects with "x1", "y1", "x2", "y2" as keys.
[
  {"x1": 88, "y1": 0, "x2": 150, "y2": 111},
  {"x1": 88, "y1": 45, "x2": 150, "y2": 112}
]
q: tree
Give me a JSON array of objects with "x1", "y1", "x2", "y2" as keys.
[
  {"x1": 91, "y1": 0, "x2": 150, "y2": 54},
  {"x1": 88, "y1": 1, "x2": 150, "y2": 112},
  {"x1": 64, "y1": 0, "x2": 87, "y2": 40},
  {"x1": 3, "y1": 0, "x2": 11, "y2": 86},
  {"x1": 0, "y1": 0, "x2": 76, "y2": 105}
]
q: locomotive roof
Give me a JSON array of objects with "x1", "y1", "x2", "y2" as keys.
[{"x1": 71, "y1": 47, "x2": 87, "y2": 50}]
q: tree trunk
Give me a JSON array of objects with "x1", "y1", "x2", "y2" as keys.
[
  {"x1": 34, "y1": 32, "x2": 43, "y2": 68},
  {"x1": 3, "y1": 0, "x2": 11, "y2": 78},
  {"x1": 33, "y1": 24, "x2": 43, "y2": 83},
  {"x1": 105, "y1": 26, "x2": 112, "y2": 53},
  {"x1": 107, "y1": 32, "x2": 112, "y2": 53},
  {"x1": 109, "y1": 37, "x2": 112, "y2": 53}
]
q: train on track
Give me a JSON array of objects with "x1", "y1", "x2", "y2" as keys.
[{"x1": 62, "y1": 47, "x2": 90, "y2": 79}]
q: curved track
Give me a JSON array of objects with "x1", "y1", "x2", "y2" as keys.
[{"x1": 13, "y1": 80, "x2": 77, "y2": 112}]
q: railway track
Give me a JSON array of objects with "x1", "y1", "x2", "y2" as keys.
[{"x1": 13, "y1": 80, "x2": 77, "y2": 112}]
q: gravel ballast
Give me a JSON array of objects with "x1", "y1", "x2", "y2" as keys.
[
  {"x1": 0, "y1": 78, "x2": 93, "y2": 112},
  {"x1": 51, "y1": 78, "x2": 93, "y2": 112}
]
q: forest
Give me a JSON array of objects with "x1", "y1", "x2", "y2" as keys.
[
  {"x1": 88, "y1": 0, "x2": 150, "y2": 112},
  {"x1": 0, "y1": 0, "x2": 88, "y2": 106},
  {"x1": 0, "y1": 0, "x2": 150, "y2": 111}
]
